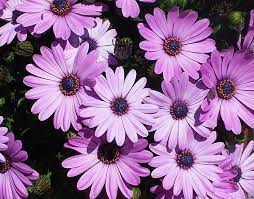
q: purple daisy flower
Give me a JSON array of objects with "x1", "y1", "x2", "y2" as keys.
[
  {"x1": 0, "y1": 0, "x2": 27, "y2": 47},
  {"x1": 200, "y1": 49, "x2": 254, "y2": 134},
  {"x1": 0, "y1": 133, "x2": 39, "y2": 199},
  {"x1": 82, "y1": 17, "x2": 117, "y2": 64},
  {"x1": 115, "y1": 0, "x2": 156, "y2": 18},
  {"x1": 79, "y1": 66, "x2": 157, "y2": 146},
  {"x1": 62, "y1": 17, "x2": 117, "y2": 64},
  {"x1": 222, "y1": 141, "x2": 254, "y2": 199},
  {"x1": 62, "y1": 128, "x2": 153, "y2": 199},
  {"x1": 16, "y1": 0, "x2": 104, "y2": 40},
  {"x1": 0, "y1": 116, "x2": 8, "y2": 162},
  {"x1": 24, "y1": 42, "x2": 107, "y2": 132},
  {"x1": 145, "y1": 73, "x2": 210, "y2": 149},
  {"x1": 138, "y1": 7, "x2": 216, "y2": 80},
  {"x1": 149, "y1": 131, "x2": 225, "y2": 199}
]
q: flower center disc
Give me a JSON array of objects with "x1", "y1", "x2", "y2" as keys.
[
  {"x1": 170, "y1": 101, "x2": 188, "y2": 120},
  {"x1": 163, "y1": 38, "x2": 181, "y2": 56},
  {"x1": 216, "y1": 79, "x2": 236, "y2": 100},
  {"x1": 51, "y1": 0, "x2": 71, "y2": 16},
  {"x1": 59, "y1": 74, "x2": 80, "y2": 96},
  {"x1": 0, "y1": 158, "x2": 11, "y2": 174},
  {"x1": 176, "y1": 150, "x2": 194, "y2": 169},
  {"x1": 98, "y1": 143, "x2": 120, "y2": 164},
  {"x1": 111, "y1": 98, "x2": 129, "y2": 116}
]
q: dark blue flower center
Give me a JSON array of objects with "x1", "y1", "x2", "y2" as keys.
[
  {"x1": 170, "y1": 101, "x2": 188, "y2": 120},
  {"x1": 164, "y1": 38, "x2": 181, "y2": 56},
  {"x1": 217, "y1": 79, "x2": 236, "y2": 100},
  {"x1": 59, "y1": 74, "x2": 80, "y2": 96},
  {"x1": 51, "y1": 0, "x2": 71, "y2": 16},
  {"x1": 98, "y1": 143, "x2": 120, "y2": 164},
  {"x1": 0, "y1": 158, "x2": 11, "y2": 174},
  {"x1": 176, "y1": 150, "x2": 194, "y2": 169},
  {"x1": 111, "y1": 98, "x2": 129, "y2": 116},
  {"x1": 233, "y1": 167, "x2": 242, "y2": 182}
]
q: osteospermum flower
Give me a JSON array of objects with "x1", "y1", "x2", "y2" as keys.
[
  {"x1": 24, "y1": 42, "x2": 107, "y2": 132},
  {"x1": 0, "y1": 0, "x2": 27, "y2": 47},
  {"x1": 221, "y1": 141, "x2": 254, "y2": 199},
  {"x1": 79, "y1": 66, "x2": 157, "y2": 146},
  {"x1": 145, "y1": 73, "x2": 210, "y2": 149},
  {"x1": 115, "y1": 0, "x2": 156, "y2": 18},
  {"x1": 16, "y1": 0, "x2": 104, "y2": 40},
  {"x1": 82, "y1": 17, "x2": 117, "y2": 64},
  {"x1": 62, "y1": 17, "x2": 117, "y2": 64},
  {"x1": 0, "y1": 116, "x2": 8, "y2": 162},
  {"x1": 149, "y1": 131, "x2": 225, "y2": 199},
  {"x1": 0, "y1": 133, "x2": 39, "y2": 199},
  {"x1": 62, "y1": 128, "x2": 153, "y2": 199},
  {"x1": 200, "y1": 49, "x2": 254, "y2": 134},
  {"x1": 138, "y1": 7, "x2": 216, "y2": 80}
]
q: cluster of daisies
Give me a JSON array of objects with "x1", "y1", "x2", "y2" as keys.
[{"x1": 1, "y1": 0, "x2": 254, "y2": 198}]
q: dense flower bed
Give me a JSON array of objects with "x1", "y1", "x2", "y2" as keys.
[{"x1": 0, "y1": 0, "x2": 254, "y2": 198}]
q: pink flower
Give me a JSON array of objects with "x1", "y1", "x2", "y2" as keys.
[
  {"x1": 0, "y1": 133, "x2": 39, "y2": 199},
  {"x1": 138, "y1": 7, "x2": 216, "y2": 80},
  {"x1": 224, "y1": 141, "x2": 254, "y2": 199},
  {"x1": 149, "y1": 131, "x2": 225, "y2": 199},
  {"x1": 62, "y1": 128, "x2": 153, "y2": 199},
  {"x1": 0, "y1": 0, "x2": 27, "y2": 46},
  {"x1": 145, "y1": 73, "x2": 210, "y2": 149},
  {"x1": 24, "y1": 42, "x2": 107, "y2": 132},
  {"x1": 200, "y1": 49, "x2": 254, "y2": 134},
  {"x1": 16, "y1": 0, "x2": 104, "y2": 40},
  {"x1": 79, "y1": 66, "x2": 157, "y2": 146}
]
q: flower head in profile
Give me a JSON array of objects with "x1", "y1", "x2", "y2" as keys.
[
  {"x1": 149, "y1": 131, "x2": 225, "y2": 199},
  {"x1": 79, "y1": 66, "x2": 157, "y2": 146},
  {"x1": 223, "y1": 141, "x2": 254, "y2": 199},
  {"x1": 24, "y1": 42, "x2": 107, "y2": 132},
  {"x1": 0, "y1": 0, "x2": 27, "y2": 47},
  {"x1": 0, "y1": 116, "x2": 8, "y2": 162},
  {"x1": 115, "y1": 0, "x2": 156, "y2": 18},
  {"x1": 237, "y1": 10, "x2": 254, "y2": 56},
  {"x1": 145, "y1": 73, "x2": 210, "y2": 149},
  {"x1": 200, "y1": 49, "x2": 254, "y2": 134},
  {"x1": 138, "y1": 7, "x2": 216, "y2": 80},
  {"x1": 16, "y1": 0, "x2": 104, "y2": 40},
  {"x1": 62, "y1": 128, "x2": 153, "y2": 199},
  {"x1": 0, "y1": 133, "x2": 39, "y2": 199}
]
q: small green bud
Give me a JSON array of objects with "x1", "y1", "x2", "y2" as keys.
[
  {"x1": 14, "y1": 41, "x2": 34, "y2": 57},
  {"x1": 115, "y1": 37, "x2": 133, "y2": 61},
  {"x1": 31, "y1": 172, "x2": 52, "y2": 196},
  {"x1": 67, "y1": 131, "x2": 77, "y2": 139},
  {"x1": 0, "y1": 98, "x2": 5, "y2": 107},
  {"x1": 228, "y1": 11, "x2": 245, "y2": 30},
  {"x1": 132, "y1": 187, "x2": 141, "y2": 199}
]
